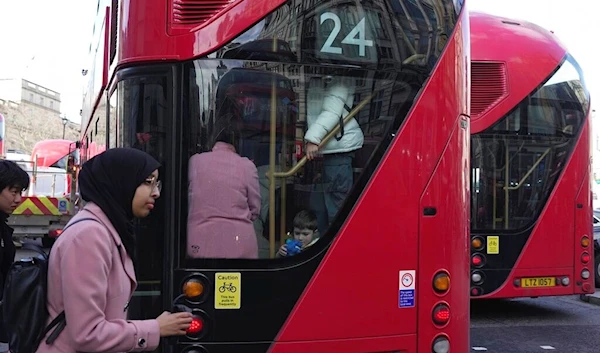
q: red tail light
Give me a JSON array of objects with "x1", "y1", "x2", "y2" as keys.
[
  {"x1": 581, "y1": 252, "x2": 590, "y2": 264},
  {"x1": 432, "y1": 303, "x2": 450, "y2": 326},
  {"x1": 187, "y1": 317, "x2": 204, "y2": 334},
  {"x1": 49, "y1": 229, "x2": 63, "y2": 238},
  {"x1": 472, "y1": 254, "x2": 484, "y2": 267}
]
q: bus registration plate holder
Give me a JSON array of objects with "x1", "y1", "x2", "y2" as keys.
[{"x1": 521, "y1": 277, "x2": 556, "y2": 288}]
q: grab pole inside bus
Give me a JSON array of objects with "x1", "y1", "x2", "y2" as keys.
[{"x1": 267, "y1": 87, "x2": 377, "y2": 257}]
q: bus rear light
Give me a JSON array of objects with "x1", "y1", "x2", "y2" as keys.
[
  {"x1": 581, "y1": 236, "x2": 590, "y2": 247},
  {"x1": 186, "y1": 316, "x2": 204, "y2": 335},
  {"x1": 48, "y1": 229, "x2": 63, "y2": 238},
  {"x1": 471, "y1": 271, "x2": 483, "y2": 284},
  {"x1": 471, "y1": 237, "x2": 483, "y2": 250},
  {"x1": 471, "y1": 287, "x2": 482, "y2": 296},
  {"x1": 183, "y1": 278, "x2": 205, "y2": 299},
  {"x1": 581, "y1": 269, "x2": 591, "y2": 280},
  {"x1": 581, "y1": 252, "x2": 591, "y2": 264},
  {"x1": 433, "y1": 271, "x2": 450, "y2": 294},
  {"x1": 432, "y1": 334, "x2": 450, "y2": 353},
  {"x1": 432, "y1": 303, "x2": 450, "y2": 326},
  {"x1": 471, "y1": 254, "x2": 485, "y2": 267},
  {"x1": 513, "y1": 278, "x2": 521, "y2": 287},
  {"x1": 560, "y1": 277, "x2": 570, "y2": 286}
]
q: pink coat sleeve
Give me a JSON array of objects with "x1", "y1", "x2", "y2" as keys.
[
  {"x1": 59, "y1": 225, "x2": 161, "y2": 352},
  {"x1": 246, "y1": 161, "x2": 261, "y2": 221}
]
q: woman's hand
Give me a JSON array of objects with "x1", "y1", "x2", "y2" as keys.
[{"x1": 156, "y1": 311, "x2": 194, "y2": 337}]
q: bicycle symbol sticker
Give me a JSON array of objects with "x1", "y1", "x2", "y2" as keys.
[
  {"x1": 215, "y1": 272, "x2": 241, "y2": 309},
  {"x1": 218, "y1": 282, "x2": 237, "y2": 293}
]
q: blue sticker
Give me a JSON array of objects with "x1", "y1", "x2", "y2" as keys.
[
  {"x1": 58, "y1": 200, "x2": 67, "y2": 213},
  {"x1": 399, "y1": 289, "x2": 415, "y2": 308}
]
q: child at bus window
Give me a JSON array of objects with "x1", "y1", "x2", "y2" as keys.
[{"x1": 277, "y1": 210, "x2": 320, "y2": 257}]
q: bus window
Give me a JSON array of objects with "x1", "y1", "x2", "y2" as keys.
[
  {"x1": 183, "y1": 10, "x2": 421, "y2": 260},
  {"x1": 109, "y1": 90, "x2": 118, "y2": 149},
  {"x1": 471, "y1": 57, "x2": 588, "y2": 231},
  {"x1": 114, "y1": 76, "x2": 169, "y2": 320}
]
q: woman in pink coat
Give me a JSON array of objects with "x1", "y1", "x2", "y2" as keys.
[
  {"x1": 187, "y1": 115, "x2": 261, "y2": 259},
  {"x1": 36, "y1": 148, "x2": 192, "y2": 353}
]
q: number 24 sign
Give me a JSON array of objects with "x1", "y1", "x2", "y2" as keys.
[{"x1": 319, "y1": 12, "x2": 374, "y2": 57}]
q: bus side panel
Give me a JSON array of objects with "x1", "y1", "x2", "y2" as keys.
[
  {"x1": 486, "y1": 113, "x2": 593, "y2": 298},
  {"x1": 271, "y1": 9, "x2": 469, "y2": 349},
  {"x1": 418, "y1": 114, "x2": 470, "y2": 353},
  {"x1": 268, "y1": 335, "x2": 416, "y2": 353},
  {"x1": 574, "y1": 120, "x2": 593, "y2": 293}
]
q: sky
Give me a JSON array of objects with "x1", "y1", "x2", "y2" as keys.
[
  {"x1": 0, "y1": 0, "x2": 96, "y2": 123},
  {"x1": 0, "y1": 0, "x2": 597, "y2": 124},
  {"x1": 468, "y1": 0, "x2": 600, "y2": 109}
]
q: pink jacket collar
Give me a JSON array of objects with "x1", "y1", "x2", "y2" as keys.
[{"x1": 212, "y1": 141, "x2": 236, "y2": 153}]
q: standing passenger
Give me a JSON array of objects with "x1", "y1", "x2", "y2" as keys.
[
  {"x1": 305, "y1": 75, "x2": 363, "y2": 230},
  {"x1": 36, "y1": 148, "x2": 192, "y2": 353},
  {"x1": 0, "y1": 160, "x2": 29, "y2": 353},
  {"x1": 187, "y1": 113, "x2": 261, "y2": 259}
]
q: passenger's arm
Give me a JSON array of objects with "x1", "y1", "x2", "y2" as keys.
[
  {"x1": 60, "y1": 225, "x2": 161, "y2": 353},
  {"x1": 304, "y1": 78, "x2": 354, "y2": 145},
  {"x1": 246, "y1": 161, "x2": 261, "y2": 221}
]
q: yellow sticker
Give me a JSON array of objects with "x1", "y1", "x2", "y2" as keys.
[
  {"x1": 487, "y1": 236, "x2": 499, "y2": 255},
  {"x1": 215, "y1": 272, "x2": 241, "y2": 309}
]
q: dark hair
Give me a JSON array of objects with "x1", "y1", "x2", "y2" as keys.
[
  {"x1": 212, "y1": 112, "x2": 242, "y2": 149},
  {"x1": 293, "y1": 209, "x2": 318, "y2": 231},
  {"x1": 0, "y1": 160, "x2": 30, "y2": 192}
]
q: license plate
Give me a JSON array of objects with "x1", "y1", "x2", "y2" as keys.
[{"x1": 521, "y1": 277, "x2": 556, "y2": 288}]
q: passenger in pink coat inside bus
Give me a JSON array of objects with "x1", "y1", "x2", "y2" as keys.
[
  {"x1": 36, "y1": 148, "x2": 192, "y2": 353},
  {"x1": 187, "y1": 114, "x2": 261, "y2": 259}
]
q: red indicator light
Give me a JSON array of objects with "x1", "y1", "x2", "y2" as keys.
[
  {"x1": 472, "y1": 255, "x2": 482, "y2": 266},
  {"x1": 432, "y1": 303, "x2": 450, "y2": 326},
  {"x1": 49, "y1": 229, "x2": 63, "y2": 238},
  {"x1": 581, "y1": 252, "x2": 590, "y2": 264},
  {"x1": 471, "y1": 287, "x2": 479, "y2": 296},
  {"x1": 186, "y1": 317, "x2": 203, "y2": 334}
]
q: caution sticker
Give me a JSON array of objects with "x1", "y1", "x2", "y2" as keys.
[
  {"x1": 487, "y1": 236, "x2": 499, "y2": 255},
  {"x1": 215, "y1": 272, "x2": 241, "y2": 309}
]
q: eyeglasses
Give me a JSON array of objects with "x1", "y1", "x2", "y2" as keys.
[{"x1": 145, "y1": 178, "x2": 162, "y2": 192}]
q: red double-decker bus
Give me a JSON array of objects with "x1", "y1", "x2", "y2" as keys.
[
  {"x1": 80, "y1": 0, "x2": 471, "y2": 352},
  {"x1": 469, "y1": 11, "x2": 593, "y2": 299}
]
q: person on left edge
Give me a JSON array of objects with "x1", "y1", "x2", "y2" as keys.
[{"x1": 0, "y1": 159, "x2": 30, "y2": 352}]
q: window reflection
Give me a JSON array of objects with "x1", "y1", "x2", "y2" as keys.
[
  {"x1": 183, "y1": 0, "x2": 459, "y2": 260},
  {"x1": 471, "y1": 57, "x2": 589, "y2": 231},
  {"x1": 185, "y1": 61, "x2": 420, "y2": 259}
]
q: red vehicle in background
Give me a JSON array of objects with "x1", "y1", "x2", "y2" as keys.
[
  {"x1": 0, "y1": 113, "x2": 5, "y2": 158},
  {"x1": 9, "y1": 139, "x2": 80, "y2": 247},
  {"x1": 469, "y1": 11, "x2": 593, "y2": 299},
  {"x1": 80, "y1": 0, "x2": 471, "y2": 352}
]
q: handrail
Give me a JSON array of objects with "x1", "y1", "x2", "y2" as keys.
[
  {"x1": 503, "y1": 148, "x2": 550, "y2": 191},
  {"x1": 267, "y1": 90, "x2": 377, "y2": 179}
]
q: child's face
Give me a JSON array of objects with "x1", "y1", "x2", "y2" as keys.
[{"x1": 293, "y1": 227, "x2": 317, "y2": 247}]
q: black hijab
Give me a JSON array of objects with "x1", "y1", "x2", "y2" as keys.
[{"x1": 78, "y1": 148, "x2": 161, "y2": 262}]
